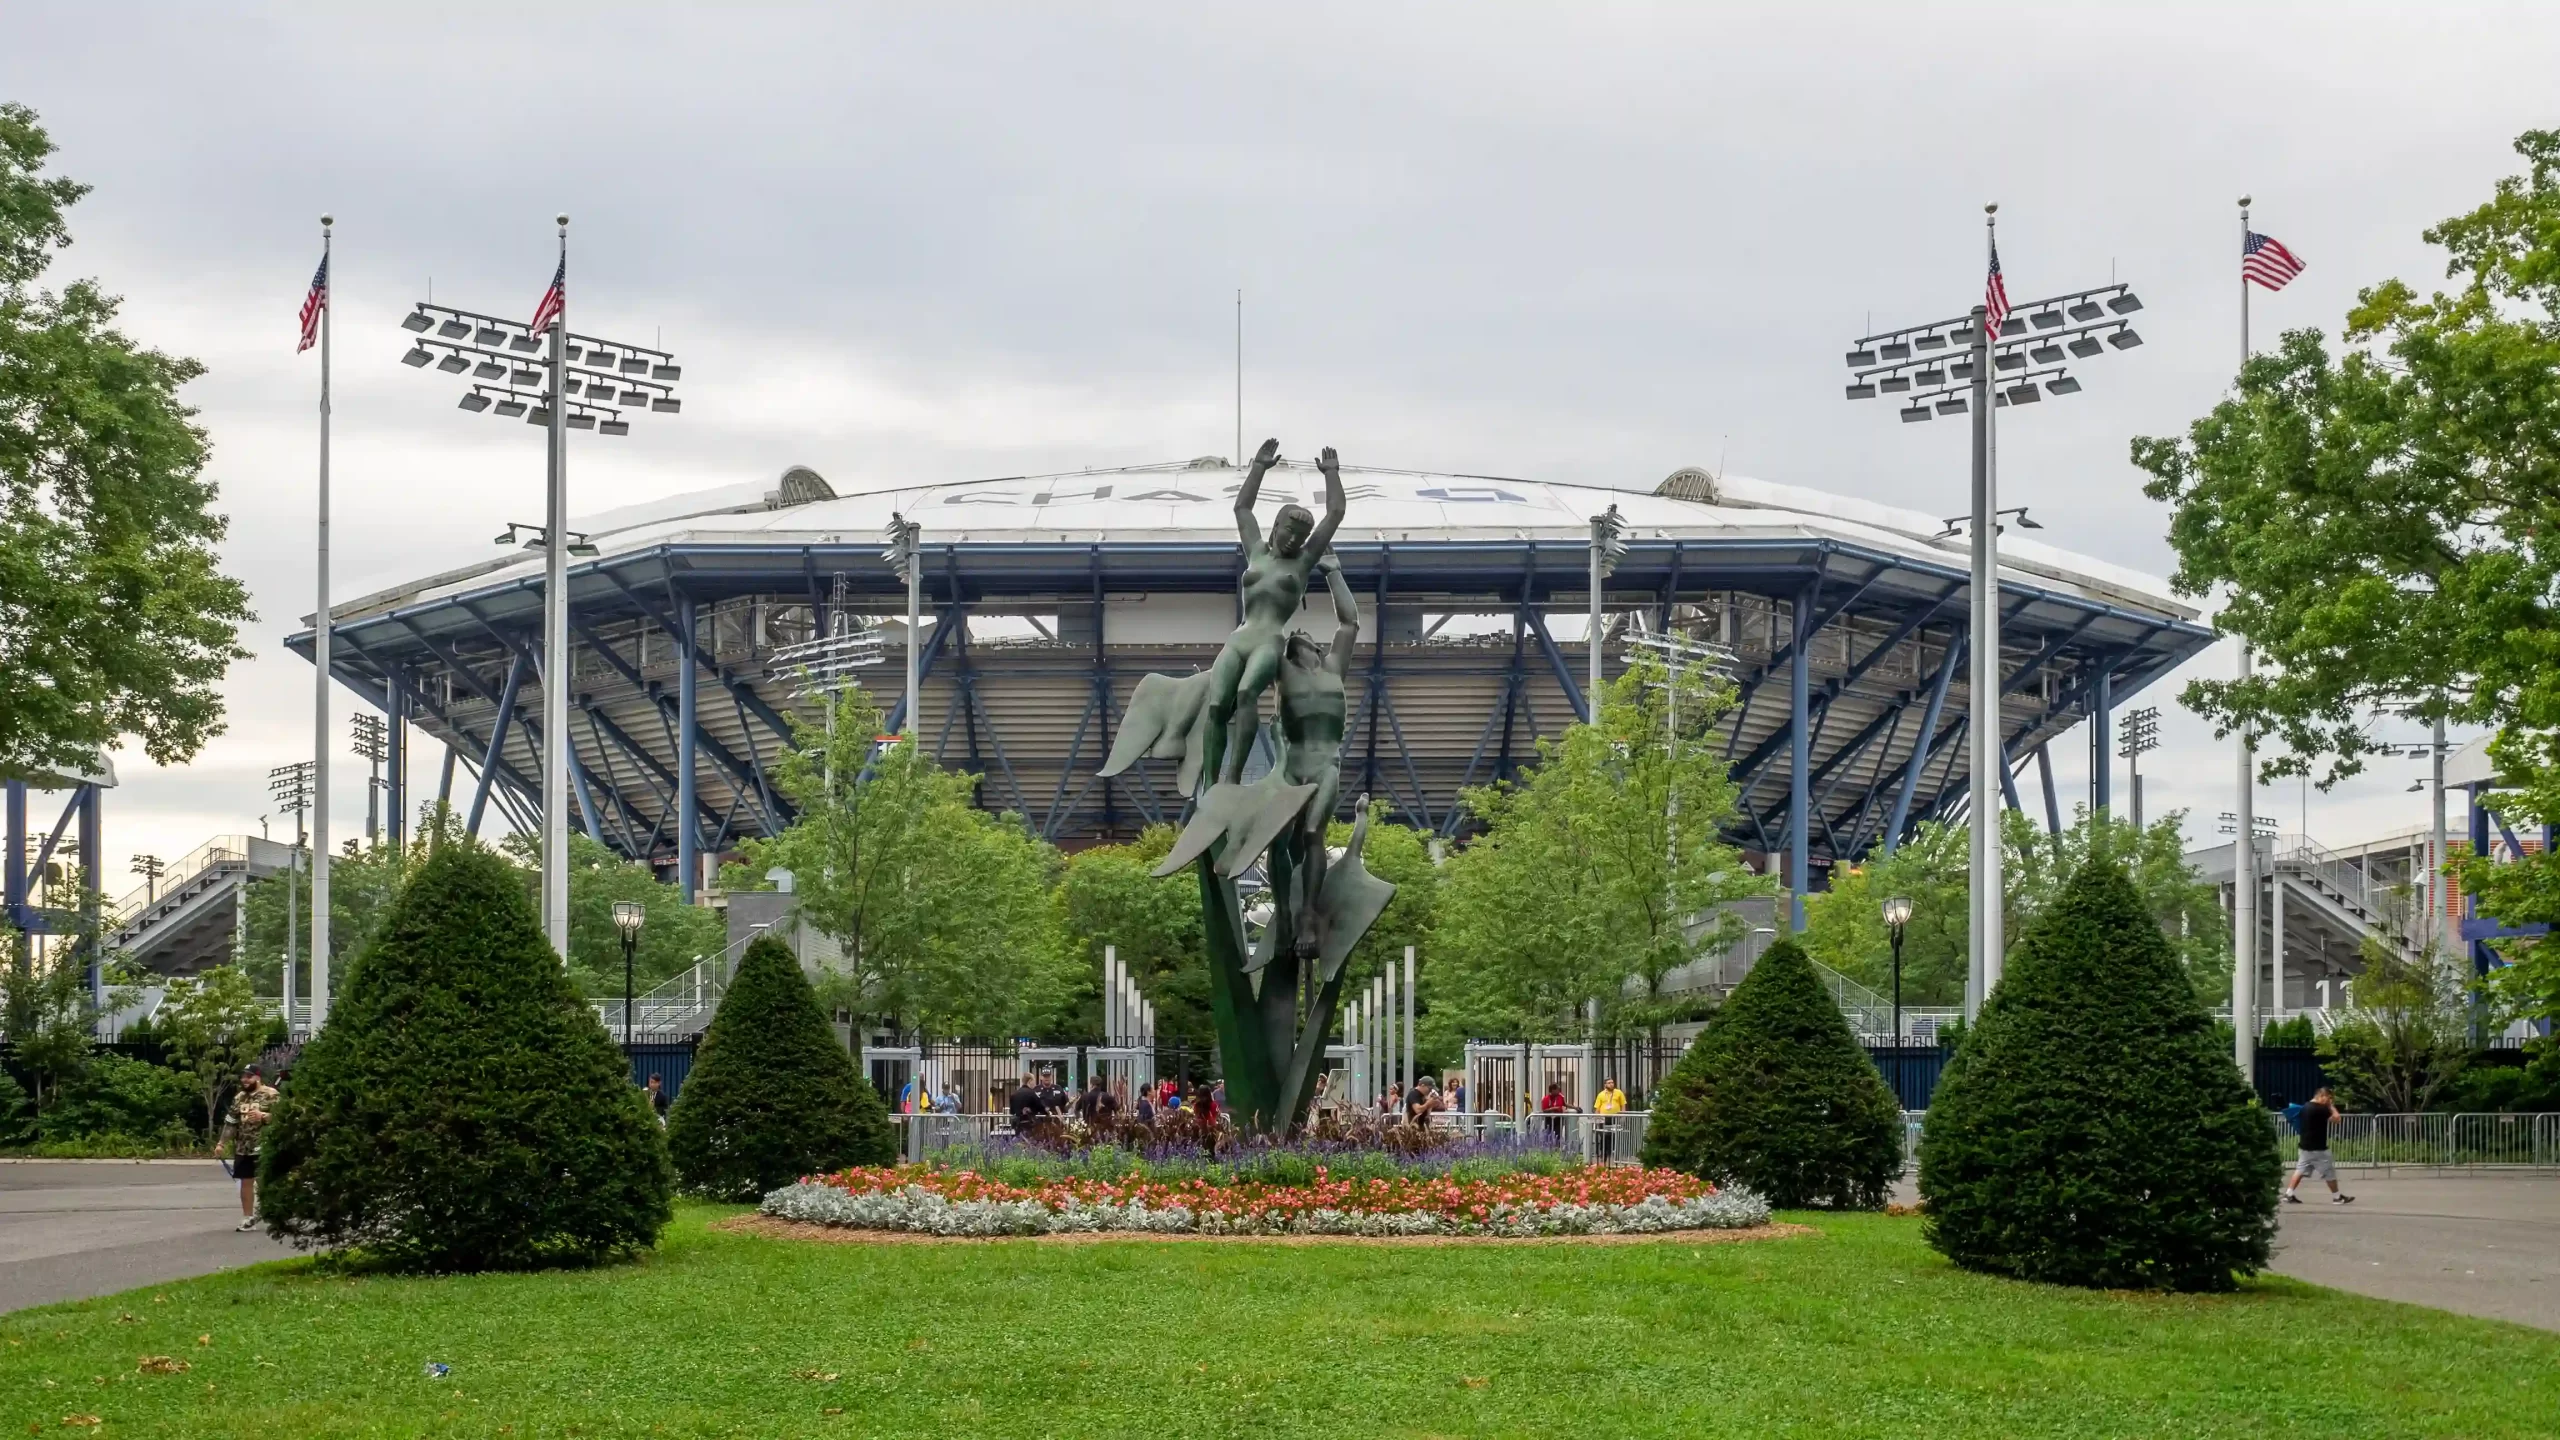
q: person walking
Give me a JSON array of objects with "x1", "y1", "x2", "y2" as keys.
[
  {"x1": 1008, "y1": 1073, "x2": 1044, "y2": 1131},
  {"x1": 216, "y1": 1066, "x2": 279, "y2": 1231},
  {"x1": 2286, "y1": 1086, "x2": 2356, "y2": 1205},
  {"x1": 642, "y1": 1073, "x2": 670, "y2": 1125}
]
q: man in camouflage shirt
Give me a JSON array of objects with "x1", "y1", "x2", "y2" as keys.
[{"x1": 217, "y1": 1066, "x2": 279, "y2": 1231}]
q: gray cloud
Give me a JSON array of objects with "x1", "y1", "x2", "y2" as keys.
[{"x1": 4, "y1": 1, "x2": 2540, "y2": 869}]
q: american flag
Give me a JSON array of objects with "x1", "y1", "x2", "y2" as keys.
[
  {"x1": 529, "y1": 256, "x2": 565, "y2": 333},
  {"x1": 2243, "y1": 231, "x2": 2305, "y2": 291},
  {"x1": 296, "y1": 253, "x2": 328, "y2": 353},
  {"x1": 1984, "y1": 240, "x2": 2010, "y2": 340}
]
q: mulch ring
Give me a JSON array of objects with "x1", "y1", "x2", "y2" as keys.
[{"x1": 716, "y1": 1214, "x2": 1817, "y2": 1248}]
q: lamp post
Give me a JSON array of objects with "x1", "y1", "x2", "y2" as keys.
[
  {"x1": 350, "y1": 712, "x2": 388, "y2": 846},
  {"x1": 395, "y1": 218, "x2": 685, "y2": 958},
  {"x1": 1843, "y1": 221, "x2": 2145, "y2": 1018},
  {"x1": 268, "y1": 761, "x2": 314, "y2": 1027},
  {"x1": 1882, "y1": 894, "x2": 1913, "y2": 1105},
  {"x1": 882, "y1": 515, "x2": 924, "y2": 737},
  {"x1": 613, "y1": 900, "x2": 646, "y2": 1046}
]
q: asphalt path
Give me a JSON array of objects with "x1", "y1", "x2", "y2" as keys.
[
  {"x1": 2266, "y1": 1168, "x2": 2560, "y2": 1331},
  {"x1": 0, "y1": 1160, "x2": 296, "y2": 1314}
]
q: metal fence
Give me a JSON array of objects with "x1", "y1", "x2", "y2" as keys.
[{"x1": 2269, "y1": 1111, "x2": 2560, "y2": 1169}]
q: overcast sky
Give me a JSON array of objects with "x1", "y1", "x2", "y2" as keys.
[{"x1": 8, "y1": 3, "x2": 2551, "y2": 890}]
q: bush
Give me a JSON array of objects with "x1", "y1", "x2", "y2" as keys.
[
  {"x1": 2433, "y1": 1043, "x2": 2560, "y2": 1113},
  {"x1": 257, "y1": 839, "x2": 674, "y2": 1269},
  {"x1": 2259, "y1": 1015, "x2": 2317, "y2": 1049},
  {"x1": 0, "y1": 1069, "x2": 33, "y2": 1147},
  {"x1": 37, "y1": 1054, "x2": 192, "y2": 1146},
  {"x1": 666, "y1": 935, "x2": 894, "y2": 1200},
  {"x1": 1920, "y1": 860, "x2": 2280, "y2": 1292},
  {"x1": 1638, "y1": 938, "x2": 1901, "y2": 1208}
]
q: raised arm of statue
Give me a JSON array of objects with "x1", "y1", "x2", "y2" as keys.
[
  {"x1": 1321, "y1": 553, "x2": 1359, "y2": 679},
  {"x1": 1307, "y1": 445, "x2": 1346, "y2": 558},
  {"x1": 1234, "y1": 436, "x2": 1281, "y2": 553}
]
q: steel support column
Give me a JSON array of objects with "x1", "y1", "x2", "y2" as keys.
[
  {"x1": 385, "y1": 667, "x2": 406, "y2": 850},
  {"x1": 2037, "y1": 743, "x2": 2062, "y2": 836},
  {"x1": 467, "y1": 652, "x2": 527, "y2": 836},
  {"x1": 1788, "y1": 582, "x2": 1812, "y2": 931},
  {"x1": 676, "y1": 593, "x2": 700, "y2": 904},
  {"x1": 2090, "y1": 666, "x2": 2114, "y2": 816},
  {"x1": 1884, "y1": 631, "x2": 1963, "y2": 854}
]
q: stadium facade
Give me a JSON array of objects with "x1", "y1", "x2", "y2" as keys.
[{"x1": 289, "y1": 458, "x2": 2215, "y2": 918}]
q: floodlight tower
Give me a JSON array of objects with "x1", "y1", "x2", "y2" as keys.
[
  {"x1": 2117, "y1": 706, "x2": 2161, "y2": 829},
  {"x1": 130, "y1": 854, "x2": 166, "y2": 905},
  {"x1": 268, "y1": 761, "x2": 314, "y2": 1023},
  {"x1": 883, "y1": 515, "x2": 924, "y2": 737},
  {"x1": 350, "y1": 712, "x2": 389, "y2": 846},
  {"x1": 394, "y1": 216, "x2": 685, "y2": 958},
  {"x1": 1841, "y1": 210, "x2": 2145, "y2": 1016},
  {"x1": 1587, "y1": 504, "x2": 1627, "y2": 712}
]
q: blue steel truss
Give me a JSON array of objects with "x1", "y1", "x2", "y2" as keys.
[{"x1": 287, "y1": 533, "x2": 2215, "y2": 919}]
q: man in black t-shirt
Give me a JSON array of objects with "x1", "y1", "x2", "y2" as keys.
[
  {"x1": 2285, "y1": 1086, "x2": 2354, "y2": 1205},
  {"x1": 1008, "y1": 1076, "x2": 1044, "y2": 1130}
]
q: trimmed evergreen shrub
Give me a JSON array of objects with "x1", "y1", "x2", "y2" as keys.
[
  {"x1": 1639, "y1": 938, "x2": 1901, "y2": 1208},
  {"x1": 258, "y1": 839, "x2": 673, "y2": 1269},
  {"x1": 36, "y1": 1054, "x2": 191, "y2": 1145},
  {"x1": 1919, "y1": 859, "x2": 2280, "y2": 1292},
  {"x1": 666, "y1": 934, "x2": 894, "y2": 1200}
]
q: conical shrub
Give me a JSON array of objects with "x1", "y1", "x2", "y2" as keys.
[
  {"x1": 666, "y1": 934, "x2": 894, "y2": 1200},
  {"x1": 1640, "y1": 938, "x2": 1901, "y2": 1208},
  {"x1": 1920, "y1": 859, "x2": 2279, "y2": 1291},
  {"x1": 257, "y1": 839, "x2": 673, "y2": 1269}
]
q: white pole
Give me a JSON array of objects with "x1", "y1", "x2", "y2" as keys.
[
  {"x1": 2235, "y1": 643, "x2": 2257, "y2": 1075},
  {"x1": 2271, "y1": 866, "x2": 2286, "y2": 1022},
  {"x1": 311, "y1": 216, "x2": 333, "y2": 1028},
  {"x1": 1383, "y1": 958, "x2": 1398, "y2": 1103},
  {"x1": 1968, "y1": 205, "x2": 2005, "y2": 1017},
  {"x1": 2431, "y1": 714, "x2": 2448, "y2": 956},
  {"x1": 901, "y1": 520, "x2": 922, "y2": 740},
  {"x1": 1104, "y1": 944, "x2": 1120, "y2": 1043},
  {"x1": 542, "y1": 214, "x2": 571, "y2": 960},
  {"x1": 1588, "y1": 519, "x2": 1604, "y2": 710},
  {"x1": 1403, "y1": 944, "x2": 1416, "y2": 1098}
]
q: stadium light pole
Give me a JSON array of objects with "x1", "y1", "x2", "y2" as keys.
[
  {"x1": 268, "y1": 762, "x2": 314, "y2": 1028},
  {"x1": 1842, "y1": 207, "x2": 2145, "y2": 1017},
  {"x1": 883, "y1": 515, "x2": 924, "y2": 737},
  {"x1": 395, "y1": 217, "x2": 684, "y2": 958},
  {"x1": 1587, "y1": 505, "x2": 1626, "y2": 716},
  {"x1": 2118, "y1": 706, "x2": 2161, "y2": 830}
]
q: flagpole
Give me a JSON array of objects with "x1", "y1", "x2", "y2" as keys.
[
  {"x1": 543, "y1": 214, "x2": 571, "y2": 960},
  {"x1": 311, "y1": 214, "x2": 333, "y2": 1032},
  {"x1": 1968, "y1": 201, "x2": 2004, "y2": 1019},
  {"x1": 2233, "y1": 193, "x2": 2256, "y2": 1077}
]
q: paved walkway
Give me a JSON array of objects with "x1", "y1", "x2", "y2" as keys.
[
  {"x1": 0, "y1": 1160, "x2": 296, "y2": 1314},
  {"x1": 2267, "y1": 1169, "x2": 2560, "y2": 1331}
]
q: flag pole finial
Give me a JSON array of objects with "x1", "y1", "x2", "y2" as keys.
[
  {"x1": 1984, "y1": 202, "x2": 1998, "y2": 217},
  {"x1": 556, "y1": 212, "x2": 570, "y2": 231},
  {"x1": 320, "y1": 213, "x2": 333, "y2": 230}
]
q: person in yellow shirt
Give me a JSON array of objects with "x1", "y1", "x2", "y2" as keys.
[{"x1": 1593, "y1": 1078, "x2": 1628, "y2": 1162}]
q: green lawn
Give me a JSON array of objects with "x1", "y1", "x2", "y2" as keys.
[{"x1": 4, "y1": 1205, "x2": 2554, "y2": 1439}]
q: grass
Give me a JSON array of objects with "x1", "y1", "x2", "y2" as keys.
[{"x1": 4, "y1": 1204, "x2": 2556, "y2": 1439}]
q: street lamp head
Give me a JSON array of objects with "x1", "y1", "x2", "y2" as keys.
[
  {"x1": 1882, "y1": 895, "x2": 1914, "y2": 928},
  {"x1": 612, "y1": 899, "x2": 645, "y2": 940}
]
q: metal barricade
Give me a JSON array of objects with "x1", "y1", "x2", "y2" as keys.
[
  {"x1": 891, "y1": 1112, "x2": 1012, "y2": 1164},
  {"x1": 2451, "y1": 1112, "x2": 2549, "y2": 1167}
]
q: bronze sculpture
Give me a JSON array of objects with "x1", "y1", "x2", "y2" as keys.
[{"x1": 1097, "y1": 439, "x2": 1396, "y2": 1131}]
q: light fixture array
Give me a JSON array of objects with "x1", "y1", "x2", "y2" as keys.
[
  {"x1": 399, "y1": 301, "x2": 682, "y2": 436},
  {"x1": 1842, "y1": 282, "x2": 2142, "y2": 421}
]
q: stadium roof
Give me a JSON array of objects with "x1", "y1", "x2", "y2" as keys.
[{"x1": 293, "y1": 458, "x2": 2215, "y2": 899}]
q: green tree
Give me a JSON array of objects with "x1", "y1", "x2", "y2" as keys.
[
  {"x1": 1639, "y1": 939, "x2": 1901, "y2": 1209},
  {"x1": 1429, "y1": 658, "x2": 1770, "y2": 1047},
  {"x1": 725, "y1": 687, "x2": 1068, "y2": 1038},
  {"x1": 238, "y1": 839, "x2": 411, "y2": 1005},
  {"x1": 506, "y1": 833, "x2": 728, "y2": 1002},
  {"x1": 665, "y1": 935, "x2": 895, "y2": 1199},
  {"x1": 2317, "y1": 938, "x2": 2469, "y2": 1112},
  {"x1": 0, "y1": 102, "x2": 251, "y2": 780},
  {"x1": 1920, "y1": 861, "x2": 2280, "y2": 1292},
  {"x1": 37, "y1": 1053, "x2": 190, "y2": 1145},
  {"x1": 1050, "y1": 824, "x2": 1211, "y2": 1047},
  {"x1": 2131, "y1": 129, "x2": 2560, "y2": 1005},
  {"x1": 0, "y1": 936, "x2": 94, "y2": 1112},
  {"x1": 1804, "y1": 810, "x2": 2230, "y2": 1007},
  {"x1": 155, "y1": 964, "x2": 267, "y2": 1138},
  {"x1": 257, "y1": 838, "x2": 672, "y2": 1269}
]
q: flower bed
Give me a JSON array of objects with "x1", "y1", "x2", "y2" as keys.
[{"x1": 760, "y1": 1164, "x2": 1770, "y2": 1238}]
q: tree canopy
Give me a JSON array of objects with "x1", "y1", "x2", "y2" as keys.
[
  {"x1": 725, "y1": 686, "x2": 1070, "y2": 1038},
  {"x1": 1804, "y1": 810, "x2": 2230, "y2": 1008},
  {"x1": 1427, "y1": 658, "x2": 1769, "y2": 1046},
  {"x1": 0, "y1": 102, "x2": 250, "y2": 778}
]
